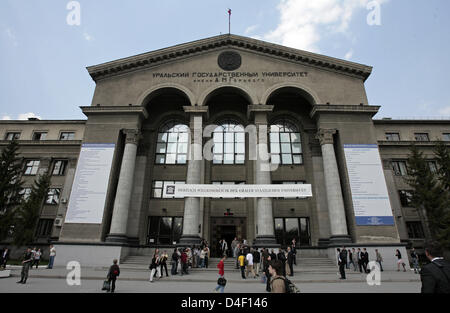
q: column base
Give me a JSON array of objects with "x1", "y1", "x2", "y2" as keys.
[
  {"x1": 318, "y1": 238, "x2": 331, "y2": 247},
  {"x1": 105, "y1": 234, "x2": 128, "y2": 244},
  {"x1": 328, "y1": 235, "x2": 352, "y2": 245},
  {"x1": 127, "y1": 237, "x2": 140, "y2": 247},
  {"x1": 252, "y1": 236, "x2": 280, "y2": 248},
  {"x1": 177, "y1": 235, "x2": 202, "y2": 248}
]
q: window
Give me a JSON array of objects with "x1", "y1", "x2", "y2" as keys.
[
  {"x1": 24, "y1": 160, "x2": 40, "y2": 175},
  {"x1": 52, "y1": 160, "x2": 67, "y2": 176},
  {"x1": 32, "y1": 132, "x2": 47, "y2": 141},
  {"x1": 19, "y1": 188, "x2": 32, "y2": 201},
  {"x1": 60, "y1": 132, "x2": 75, "y2": 140},
  {"x1": 151, "y1": 181, "x2": 185, "y2": 198},
  {"x1": 406, "y1": 221, "x2": 425, "y2": 239},
  {"x1": 36, "y1": 219, "x2": 54, "y2": 237},
  {"x1": 46, "y1": 188, "x2": 61, "y2": 205},
  {"x1": 385, "y1": 133, "x2": 400, "y2": 141},
  {"x1": 270, "y1": 119, "x2": 302, "y2": 165},
  {"x1": 443, "y1": 133, "x2": 450, "y2": 141},
  {"x1": 399, "y1": 190, "x2": 413, "y2": 207},
  {"x1": 5, "y1": 132, "x2": 20, "y2": 140},
  {"x1": 414, "y1": 133, "x2": 429, "y2": 142},
  {"x1": 427, "y1": 161, "x2": 438, "y2": 174},
  {"x1": 391, "y1": 161, "x2": 408, "y2": 176},
  {"x1": 274, "y1": 217, "x2": 310, "y2": 246},
  {"x1": 155, "y1": 121, "x2": 189, "y2": 165},
  {"x1": 147, "y1": 216, "x2": 183, "y2": 245},
  {"x1": 273, "y1": 181, "x2": 306, "y2": 199},
  {"x1": 212, "y1": 120, "x2": 245, "y2": 164}
]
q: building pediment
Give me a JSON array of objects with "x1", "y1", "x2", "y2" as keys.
[{"x1": 87, "y1": 34, "x2": 372, "y2": 83}]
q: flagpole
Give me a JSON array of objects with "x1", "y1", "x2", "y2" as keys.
[{"x1": 228, "y1": 9, "x2": 231, "y2": 34}]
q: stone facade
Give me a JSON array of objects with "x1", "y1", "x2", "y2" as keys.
[{"x1": 0, "y1": 34, "x2": 449, "y2": 268}]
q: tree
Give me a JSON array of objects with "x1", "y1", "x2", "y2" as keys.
[
  {"x1": 434, "y1": 140, "x2": 450, "y2": 191},
  {"x1": 13, "y1": 172, "x2": 51, "y2": 247},
  {"x1": 405, "y1": 145, "x2": 450, "y2": 250},
  {"x1": 0, "y1": 140, "x2": 24, "y2": 241}
]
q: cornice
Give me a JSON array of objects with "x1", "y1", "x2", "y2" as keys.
[
  {"x1": 0, "y1": 140, "x2": 83, "y2": 147},
  {"x1": 377, "y1": 140, "x2": 450, "y2": 147},
  {"x1": 87, "y1": 34, "x2": 372, "y2": 82},
  {"x1": 80, "y1": 106, "x2": 149, "y2": 119},
  {"x1": 310, "y1": 104, "x2": 380, "y2": 118}
]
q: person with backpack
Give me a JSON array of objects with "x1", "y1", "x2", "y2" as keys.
[
  {"x1": 214, "y1": 255, "x2": 227, "y2": 293},
  {"x1": 421, "y1": 241, "x2": 450, "y2": 293},
  {"x1": 107, "y1": 259, "x2": 120, "y2": 293},
  {"x1": 268, "y1": 260, "x2": 286, "y2": 293}
]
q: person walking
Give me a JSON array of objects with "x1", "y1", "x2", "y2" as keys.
[
  {"x1": 246, "y1": 249, "x2": 257, "y2": 278},
  {"x1": 277, "y1": 249, "x2": 287, "y2": 277},
  {"x1": 351, "y1": 248, "x2": 358, "y2": 271},
  {"x1": 171, "y1": 248, "x2": 179, "y2": 275},
  {"x1": 238, "y1": 252, "x2": 246, "y2": 279},
  {"x1": 421, "y1": 241, "x2": 450, "y2": 293},
  {"x1": 214, "y1": 256, "x2": 227, "y2": 293},
  {"x1": 32, "y1": 248, "x2": 42, "y2": 269},
  {"x1": 395, "y1": 249, "x2": 407, "y2": 272},
  {"x1": 107, "y1": 259, "x2": 120, "y2": 293},
  {"x1": 375, "y1": 249, "x2": 384, "y2": 272},
  {"x1": 253, "y1": 248, "x2": 261, "y2": 275},
  {"x1": 362, "y1": 248, "x2": 369, "y2": 273},
  {"x1": 181, "y1": 249, "x2": 189, "y2": 275},
  {"x1": 337, "y1": 248, "x2": 346, "y2": 280},
  {"x1": 0, "y1": 248, "x2": 10, "y2": 269},
  {"x1": 342, "y1": 246, "x2": 349, "y2": 270},
  {"x1": 357, "y1": 248, "x2": 363, "y2": 273},
  {"x1": 47, "y1": 245, "x2": 56, "y2": 269},
  {"x1": 348, "y1": 248, "x2": 355, "y2": 271},
  {"x1": 149, "y1": 250, "x2": 161, "y2": 282},
  {"x1": 17, "y1": 248, "x2": 33, "y2": 284},
  {"x1": 231, "y1": 237, "x2": 239, "y2": 258},
  {"x1": 160, "y1": 251, "x2": 169, "y2": 277},
  {"x1": 269, "y1": 260, "x2": 286, "y2": 293},
  {"x1": 287, "y1": 246, "x2": 295, "y2": 277},
  {"x1": 411, "y1": 248, "x2": 420, "y2": 274},
  {"x1": 270, "y1": 249, "x2": 277, "y2": 262},
  {"x1": 200, "y1": 247, "x2": 207, "y2": 268},
  {"x1": 291, "y1": 239, "x2": 297, "y2": 265},
  {"x1": 29, "y1": 247, "x2": 36, "y2": 270}
]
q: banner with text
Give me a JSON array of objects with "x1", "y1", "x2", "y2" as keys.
[
  {"x1": 344, "y1": 144, "x2": 395, "y2": 226},
  {"x1": 163, "y1": 184, "x2": 312, "y2": 198},
  {"x1": 65, "y1": 144, "x2": 115, "y2": 224}
]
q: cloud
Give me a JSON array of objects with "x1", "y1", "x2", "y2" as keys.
[
  {"x1": 17, "y1": 112, "x2": 41, "y2": 120},
  {"x1": 263, "y1": 0, "x2": 388, "y2": 52},
  {"x1": 83, "y1": 32, "x2": 94, "y2": 41},
  {"x1": 344, "y1": 49, "x2": 354, "y2": 60},
  {"x1": 439, "y1": 106, "x2": 450, "y2": 116},
  {"x1": 4, "y1": 27, "x2": 18, "y2": 47},
  {"x1": 1, "y1": 115, "x2": 12, "y2": 120},
  {"x1": 245, "y1": 24, "x2": 259, "y2": 35}
]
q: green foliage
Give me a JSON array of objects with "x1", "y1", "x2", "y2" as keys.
[
  {"x1": 405, "y1": 145, "x2": 450, "y2": 250},
  {"x1": 0, "y1": 140, "x2": 24, "y2": 241},
  {"x1": 435, "y1": 140, "x2": 450, "y2": 190},
  {"x1": 12, "y1": 172, "x2": 51, "y2": 247}
]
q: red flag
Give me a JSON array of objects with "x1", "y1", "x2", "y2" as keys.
[{"x1": 228, "y1": 9, "x2": 231, "y2": 16}]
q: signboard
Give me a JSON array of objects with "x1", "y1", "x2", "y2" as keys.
[
  {"x1": 344, "y1": 144, "x2": 395, "y2": 226},
  {"x1": 65, "y1": 144, "x2": 115, "y2": 224},
  {"x1": 163, "y1": 184, "x2": 312, "y2": 198}
]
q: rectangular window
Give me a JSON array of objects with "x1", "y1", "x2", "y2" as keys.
[
  {"x1": 147, "y1": 216, "x2": 183, "y2": 245},
  {"x1": 60, "y1": 132, "x2": 75, "y2": 140},
  {"x1": 52, "y1": 160, "x2": 67, "y2": 176},
  {"x1": 274, "y1": 217, "x2": 311, "y2": 247},
  {"x1": 35, "y1": 219, "x2": 54, "y2": 237},
  {"x1": 32, "y1": 132, "x2": 47, "y2": 141},
  {"x1": 427, "y1": 161, "x2": 438, "y2": 174},
  {"x1": 399, "y1": 190, "x2": 413, "y2": 207},
  {"x1": 5, "y1": 132, "x2": 20, "y2": 140},
  {"x1": 151, "y1": 181, "x2": 185, "y2": 199},
  {"x1": 414, "y1": 133, "x2": 429, "y2": 142},
  {"x1": 406, "y1": 221, "x2": 425, "y2": 239},
  {"x1": 46, "y1": 188, "x2": 61, "y2": 205},
  {"x1": 443, "y1": 133, "x2": 450, "y2": 142},
  {"x1": 391, "y1": 161, "x2": 408, "y2": 176},
  {"x1": 385, "y1": 133, "x2": 400, "y2": 141},
  {"x1": 24, "y1": 160, "x2": 40, "y2": 175}
]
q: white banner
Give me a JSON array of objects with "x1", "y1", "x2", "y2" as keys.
[
  {"x1": 65, "y1": 144, "x2": 115, "y2": 224},
  {"x1": 163, "y1": 184, "x2": 312, "y2": 198}
]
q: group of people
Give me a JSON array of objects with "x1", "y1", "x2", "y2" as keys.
[{"x1": 15, "y1": 245, "x2": 57, "y2": 284}]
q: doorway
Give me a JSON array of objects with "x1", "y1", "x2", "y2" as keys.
[{"x1": 210, "y1": 217, "x2": 246, "y2": 257}]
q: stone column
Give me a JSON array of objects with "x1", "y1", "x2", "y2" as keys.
[
  {"x1": 106, "y1": 129, "x2": 140, "y2": 243},
  {"x1": 178, "y1": 106, "x2": 208, "y2": 247},
  {"x1": 249, "y1": 105, "x2": 278, "y2": 247},
  {"x1": 316, "y1": 129, "x2": 351, "y2": 243}
]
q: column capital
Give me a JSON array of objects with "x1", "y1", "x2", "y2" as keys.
[
  {"x1": 247, "y1": 104, "x2": 274, "y2": 121},
  {"x1": 316, "y1": 129, "x2": 337, "y2": 145},
  {"x1": 123, "y1": 129, "x2": 141, "y2": 145}
]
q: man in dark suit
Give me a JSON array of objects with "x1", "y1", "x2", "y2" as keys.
[
  {"x1": 421, "y1": 241, "x2": 450, "y2": 293},
  {"x1": 337, "y1": 248, "x2": 346, "y2": 279},
  {"x1": 362, "y1": 248, "x2": 369, "y2": 273}
]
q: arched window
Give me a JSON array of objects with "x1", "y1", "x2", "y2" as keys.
[
  {"x1": 212, "y1": 120, "x2": 245, "y2": 164},
  {"x1": 269, "y1": 119, "x2": 303, "y2": 165},
  {"x1": 155, "y1": 121, "x2": 189, "y2": 164}
]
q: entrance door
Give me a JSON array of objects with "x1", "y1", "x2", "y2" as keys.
[{"x1": 210, "y1": 217, "x2": 246, "y2": 257}]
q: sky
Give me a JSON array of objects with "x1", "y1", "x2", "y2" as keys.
[{"x1": 0, "y1": 0, "x2": 449, "y2": 120}]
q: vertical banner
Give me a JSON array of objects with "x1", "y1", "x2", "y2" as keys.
[
  {"x1": 344, "y1": 144, "x2": 394, "y2": 226},
  {"x1": 65, "y1": 144, "x2": 115, "y2": 224}
]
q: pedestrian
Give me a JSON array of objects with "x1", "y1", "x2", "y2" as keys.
[
  {"x1": 348, "y1": 248, "x2": 355, "y2": 270},
  {"x1": 420, "y1": 241, "x2": 450, "y2": 293},
  {"x1": 30, "y1": 247, "x2": 36, "y2": 270},
  {"x1": 342, "y1": 246, "x2": 349, "y2": 269},
  {"x1": 264, "y1": 255, "x2": 272, "y2": 292},
  {"x1": 171, "y1": 248, "x2": 179, "y2": 275},
  {"x1": 160, "y1": 250, "x2": 169, "y2": 277},
  {"x1": 351, "y1": 248, "x2": 358, "y2": 271},
  {"x1": 193, "y1": 247, "x2": 199, "y2": 268},
  {"x1": 269, "y1": 260, "x2": 286, "y2": 293},
  {"x1": 277, "y1": 248, "x2": 287, "y2": 276},
  {"x1": 214, "y1": 255, "x2": 227, "y2": 293},
  {"x1": 238, "y1": 251, "x2": 246, "y2": 279},
  {"x1": 16, "y1": 248, "x2": 33, "y2": 284},
  {"x1": 395, "y1": 249, "x2": 407, "y2": 272},
  {"x1": 200, "y1": 247, "x2": 207, "y2": 268},
  {"x1": 291, "y1": 239, "x2": 297, "y2": 265},
  {"x1": 270, "y1": 249, "x2": 276, "y2": 262},
  {"x1": 33, "y1": 248, "x2": 42, "y2": 269},
  {"x1": 231, "y1": 237, "x2": 239, "y2": 258},
  {"x1": 107, "y1": 259, "x2": 120, "y2": 293},
  {"x1": 253, "y1": 248, "x2": 261, "y2": 275},
  {"x1": 0, "y1": 248, "x2": 10, "y2": 269},
  {"x1": 411, "y1": 248, "x2": 420, "y2": 274},
  {"x1": 375, "y1": 249, "x2": 384, "y2": 272},
  {"x1": 47, "y1": 245, "x2": 56, "y2": 269},
  {"x1": 149, "y1": 250, "x2": 161, "y2": 282},
  {"x1": 357, "y1": 248, "x2": 363, "y2": 273},
  {"x1": 362, "y1": 248, "x2": 369, "y2": 273},
  {"x1": 337, "y1": 248, "x2": 346, "y2": 279},
  {"x1": 246, "y1": 249, "x2": 257, "y2": 278},
  {"x1": 287, "y1": 246, "x2": 295, "y2": 277},
  {"x1": 181, "y1": 249, "x2": 189, "y2": 275}
]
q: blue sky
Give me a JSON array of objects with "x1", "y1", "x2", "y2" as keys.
[{"x1": 1, "y1": 0, "x2": 449, "y2": 120}]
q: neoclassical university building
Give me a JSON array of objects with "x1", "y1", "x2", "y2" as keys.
[{"x1": 1, "y1": 35, "x2": 449, "y2": 268}]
